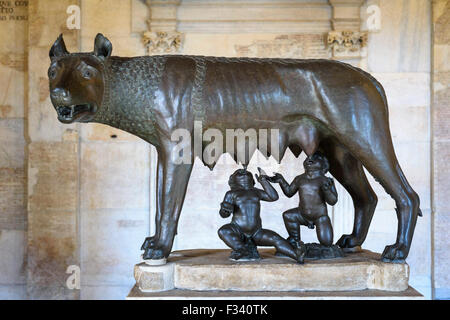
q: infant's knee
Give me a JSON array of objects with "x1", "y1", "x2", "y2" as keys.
[
  {"x1": 283, "y1": 210, "x2": 297, "y2": 222},
  {"x1": 319, "y1": 236, "x2": 333, "y2": 247},
  {"x1": 218, "y1": 225, "x2": 232, "y2": 239},
  {"x1": 316, "y1": 216, "x2": 333, "y2": 246}
]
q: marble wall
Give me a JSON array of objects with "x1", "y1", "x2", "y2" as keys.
[
  {"x1": 0, "y1": 0, "x2": 27, "y2": 299},
  {"x1": 432, "y1": 0, "x2": 450, "y2": 300},
  {"x1": 0, "y1": 0, "x2": 446, "y2": 300},
  {"x1": 360, "y1": 0, "x2": 432, "y2": 298}
]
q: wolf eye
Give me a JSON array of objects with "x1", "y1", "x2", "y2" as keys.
[
  {"x1": 48, "y1": 67, "x2": 57, "y2": 80},
  {"x1": 82, "y1": 69, "x2": 92, "y2": 79}
]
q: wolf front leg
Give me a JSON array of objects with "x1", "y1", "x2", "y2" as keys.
[{"x1": 142, "y1": 143, "x2": 193, "y2": 260}]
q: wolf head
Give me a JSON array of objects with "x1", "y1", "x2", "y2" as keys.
[{"x1": 48, "y1": 33, "x2": 112, "y2": 124}]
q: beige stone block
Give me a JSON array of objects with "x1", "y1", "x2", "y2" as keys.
[
  {"x1": 434, "y1": 211, "x2": 450, "y2": 291},
  {"x1": 0, "y1": 230, "x2": 26, "y2": 284},
  {"x1": 234, "y1": 34, "x2": 330, "y2": 59},
  {"x1": 80, "y1": 208, "x2": 149, "y2": 286},
  {"x1": 434, "y1": 45, "x2": 450, "y2": 72},
  {"x1": 27, "y1": 208, "x2": 79, "y2": 299},
  {"x1": 365, "y1": 141, "x2": 430, "y2": 211},
  {"x1": 0, "y1": 168, "x2": 26, "y2": 230},
  {"x1": 28, "y1": 0, "x2": 79, "y2": 48},
  {"x1": 0, "y1": 119, "x2": 25, "y2": 168},
  {"x1": 362, "y1": 231, "x2": 396, "y2": 257},
  {"x1": 176, "y1": 2, "x2": 331, "y2": 33},
  {"x1": 389, "y1": 106, "x2": 428, "y2": 143},
  {"x1": 433, "y1": 0, "x2": 450, "y2": 45},
  {"x1": 368, "y1": 0, "x2": 431, "y2": 72},
  {"x1": 364, "y1": 209, "x2": 398, "y2": 236},
  {"x1": 363, "y1": 211, "x2": 431, "y2": 298},
  {"x1": 395, "y1": 142, "x2": 430, "y2": 193},
  {"x1": 183, "y1": 33, "x2": 330, "y2": 58},
  {"x1": 80, "y1": 142, "x2": 150, "y2": 210},
  {"x1": 80, "y1": 123, "x2": 145, "y2": 142},
  {"x1": 372, "y1": 73, "x2": 430, "y2": 108},
  {"x1": 80, "y1": 285, "x2": 131, "y2": 300},
  {"x1": 433, "y1": 72, "x2": 450, "y2": 140},
  {"x1": 27, "y1": 285, "x2": 79, "y2": 300},
  {"x1": 332, "y1": 5, "x2": 361, "y2": 20},
  {"x1": 0, "y1": 61, "x2": 26, "y2": 118},
  {"x1": 131, "y1": 0, "x2": 149, "y2": 33},
  {"x1": 134, "y1": 249, "x2": 409, "y2": 292},
  {"x1": 177, "y1": 3, "x2": 331, "y2": 22},
  {"x1": 183, "y1": 34, "x2": 243, "y2": 56},
  {"x1": 80, "y1": 0, "x2": 131, "y2": 39},
  {"x1": 0, "y1": 285, "x2": 26, "y2": 300},
  {"x1": 406, "y1": 209, "x2": 432, "y2": 277},
  {"x1": 134, "y1": 263, "x2": 175, "y2": 292},
  {"x1": 128, "y1": 285, "x2": 424, "y2": 299},
  {"x1": 0, "y1": 2, "x2": 28, "y2": 54},
  {"x1": 434, "y1": 141, "x2": 450, "y2": 213},
  {"x1": 28, "y1": 141, "x2": 78, "y2": 211},
  {"x1": 176, "y1": 206, "x2": 229, "y2": 251}
]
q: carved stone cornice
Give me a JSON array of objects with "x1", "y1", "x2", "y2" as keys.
[
  {"x1": 143, "y1": 0, "x2": 183, "y2": 54},
  {"x1": 141, "y1": 0, "x2": 367, "y2": 58},
  {"x1": 328, "y1": 0, "x2": 364, "y2": 31},
  {"x1": 142, "y1": 31, "x2": 183, "y2": 54},
  {"x1": 327, "y1": 30, "x2": 368, "y2": 58}
]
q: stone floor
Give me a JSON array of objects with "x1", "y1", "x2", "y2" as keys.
[{"x1": 127, "y1": 285, "x2": 424, "y2": 300}]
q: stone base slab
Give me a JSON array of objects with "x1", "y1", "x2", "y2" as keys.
[
  {"x1": 134, "y1": 249, "x2": 410, "y2": 293},
  {"x1": 127, "y1": 285, "x2": 423, "y2": 300}
]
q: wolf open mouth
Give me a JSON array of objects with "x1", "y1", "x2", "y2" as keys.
[{"x1": 57, "y1": 104, "x2": 95, "y2": 123}]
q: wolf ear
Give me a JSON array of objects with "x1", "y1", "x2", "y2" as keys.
[
  {"x1": 49, "y1": 34, "x2": 69, "y2": 59},
  {"x1": 94, "y1": 33, "x2": 112, "y2": 60}
]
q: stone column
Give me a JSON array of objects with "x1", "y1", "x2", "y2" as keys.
[
  {"x1": 432, "y1": 0, "x2": 450, "y2": 300},
  {"x1": 27, "y1": 0, "x2": 81, "y2": 299},
  {"x1": 0, "y1": 0, "x2": 28, "y2": 299},
  {"x1": 327, "y1": 0, "x2": 367, "y2": 61}
]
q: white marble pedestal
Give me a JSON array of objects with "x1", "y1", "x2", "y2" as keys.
[{"x1": 127, "y1": 249, "x2": 424, "y2": 300}]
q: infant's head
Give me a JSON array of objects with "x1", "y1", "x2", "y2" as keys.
[
  {"x1": 303, "y1": 152, "x2": 329, "y2": 174},
  {"x1": 229, "y1": 168, "x2": 255, "y2": 189}
]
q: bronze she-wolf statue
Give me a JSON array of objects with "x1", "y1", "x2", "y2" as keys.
[{"x1": 47, "y1": 33, "x2": 421, "y2": 263}]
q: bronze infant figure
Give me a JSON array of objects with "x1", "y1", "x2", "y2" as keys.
[
  {"x1": 219, "y1": 168, "x2": 306, "y2": 263},
  {"x1": 48, "y1": 33, "x2": 421, "y2": 263},
  {"x1": 270, "y1": 152, "x2": 338, "y2": 249}
]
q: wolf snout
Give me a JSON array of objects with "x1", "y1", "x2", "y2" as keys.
[{"x1": 50, "y1": 88, "x2": 71, "y2": 105}]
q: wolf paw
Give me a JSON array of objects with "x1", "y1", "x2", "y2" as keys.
[
  {"x1": 142, "y1": 246, "x2": 167, "y2": 260},
  {"x1": 141, "y1": 236, "x2": 156, "y2": 251},
  {"x1": 381, "y1": 243, "x2": 408, "y2": 263},
  {"x1": 336, "y1": 234, "x2": 362, "y2": 248}
]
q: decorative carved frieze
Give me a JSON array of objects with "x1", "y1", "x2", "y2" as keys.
[
  {"x1": 327, "y1": 30, "x2": 368, "y2": 58},
  {"x1": 142, "y1": 31, "x2": 183, "y2": 54},
  {"x1": 235, "y1": 34, "x2": 330, "y2": 59}
]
